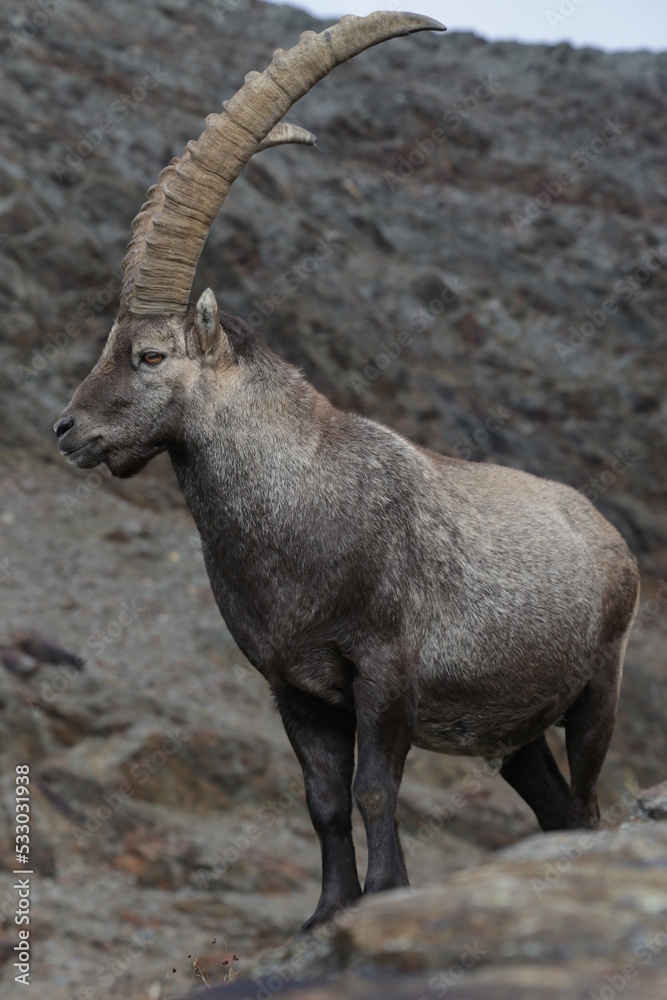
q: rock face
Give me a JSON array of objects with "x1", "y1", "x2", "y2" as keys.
[
  {"x1": 0, "y1": 1, "x2": 666, "y2": 998},
  {"x1": 213, "y1": 820, "x2": 667, "y2": 1000}
]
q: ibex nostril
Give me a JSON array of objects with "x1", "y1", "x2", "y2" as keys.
[{"x1": 54, "y1": 415, "x2": 74, "y2": 438}]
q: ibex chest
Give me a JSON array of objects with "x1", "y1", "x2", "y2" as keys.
[{"x1": 199, "y1": 532, "x2": 360, "y2": 705}]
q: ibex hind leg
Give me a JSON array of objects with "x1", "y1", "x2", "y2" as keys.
[
  {"x1": 564, "y1": 638, "x2": 628, "y2": 829},
  {"x1": 559, "y1": 550, "x2": 641, "y2": 830},
  {"x1": 499, "y1": 733, "x2": 570, "y2": 831}
]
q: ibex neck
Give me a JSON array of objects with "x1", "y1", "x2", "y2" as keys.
[{"x1": 170, "y1": 375, "x2": 333, "y2": 548}]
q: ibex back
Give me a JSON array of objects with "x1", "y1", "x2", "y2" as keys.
[{"x1": 54, "y1": 13, "x2": 640, "y2": 930}]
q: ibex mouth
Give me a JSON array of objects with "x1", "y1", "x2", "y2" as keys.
[{"x1": 59, "y1": 436, "x2": 104, "y2": 468}]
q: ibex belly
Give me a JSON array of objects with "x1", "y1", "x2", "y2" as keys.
[{"x1": 410, "y1": 569, "x2": 601, "y2": 758}]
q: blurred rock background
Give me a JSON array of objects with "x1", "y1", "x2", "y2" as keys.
[{"x1": 0, "y1": 0, "x2": 665, "y2": 997}]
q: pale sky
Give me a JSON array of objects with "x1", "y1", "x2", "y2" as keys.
[{"x1": 267, "y1": 0, "x2": 667, "y2": 52}]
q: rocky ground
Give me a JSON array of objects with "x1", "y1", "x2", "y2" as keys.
[
  {"x1": 0, "y1": 0, "x2": 666, "y2": 998},
  {"x1": 230, "y1": 803, "x2": 667, "y2": 1000}
]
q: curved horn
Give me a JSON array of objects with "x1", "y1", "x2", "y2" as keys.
[
  {"x1": 256, "y1": 122, "x2": 318, "y2": 152},
  {"x1": 120, "y1": 11, "x2": 446, "y2": 316}
]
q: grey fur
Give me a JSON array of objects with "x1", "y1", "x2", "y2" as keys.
[
  {"x1": 54, "y1": 296, "x2": 639, "y2": 925},
  {"x1": 52, "y1": 14, "x2": 643, "y2": 930},
  {"x1": 53, "y1": 14, "x2": 640, "y2": 925}
]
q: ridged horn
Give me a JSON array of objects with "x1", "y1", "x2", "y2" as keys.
[
  {"x1": 120, "y1": 11, "x2": 446, "y2": 316},
  {"x1": 256, "y1": 122, "x2": 318, "y2": 152}
]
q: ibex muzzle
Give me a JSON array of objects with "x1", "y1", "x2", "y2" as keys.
[{"x1": 55, "y1": 12, "x2": 640, "y2": 931}]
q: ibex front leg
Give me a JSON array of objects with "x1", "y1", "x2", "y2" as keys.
[
  {"x1": 275, "y1": 689, "x2": 361, "y2": 930},
  {"x1": 353, "y1": 654, "x2": 417, "y2": 894}
]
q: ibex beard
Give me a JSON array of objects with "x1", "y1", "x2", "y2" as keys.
[{"x1": 54, "y1": 13, "x2": 640, "y2": 930}]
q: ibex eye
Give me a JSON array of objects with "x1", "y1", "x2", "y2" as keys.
[{"x1": 141, "y1": 351, "x2": 165, "y2": 365}]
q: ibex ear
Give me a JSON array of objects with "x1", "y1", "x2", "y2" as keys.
[{"x1": 194, "y1": 288, "x2": 220, "y2": 354}]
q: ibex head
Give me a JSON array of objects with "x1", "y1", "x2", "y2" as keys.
[{"x1": 54, "y1": 13, "x2": 445, "y2": 477}]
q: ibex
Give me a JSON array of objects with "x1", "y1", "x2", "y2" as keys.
[{"x1": 54, "y1": 12, "x2": 640, "y2": 929}]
